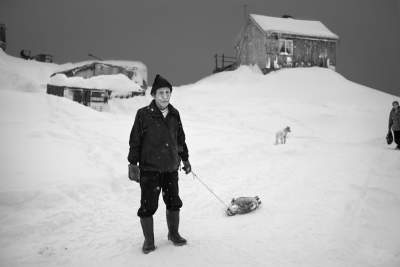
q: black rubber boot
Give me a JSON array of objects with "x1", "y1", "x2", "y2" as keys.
[
  {"x1": 166, "y1": 210, "x2": 187, "y2": 246},
  {"x1": 140, "y1": 216, "x2": 156, "y2": 254}
]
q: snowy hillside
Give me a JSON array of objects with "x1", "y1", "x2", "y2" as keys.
[
  {"x1": 0, "y1": 50, "x2": 59, "y2": 93},
  {"x1": 0, "y1": 50, "x2": 399, "y2": 267}
]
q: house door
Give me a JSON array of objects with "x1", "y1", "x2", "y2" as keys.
[
  {"x1": 72, "y1": 89, "x2": 83, "y2": 103},
  {"x1": 83, "y1": 90, "x2": 90, "y2": 106}
]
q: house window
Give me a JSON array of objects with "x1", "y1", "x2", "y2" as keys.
[{"x1": 279, "y1": 39, "x2": 293, "y2": 55}]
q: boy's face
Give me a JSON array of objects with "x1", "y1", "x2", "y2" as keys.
[
  {"x1": 393, "y1": 102, "x2": 399, "y2": 109},
  {"x1": 153, "y1": 87, "x2": 171, "y2": 109}
]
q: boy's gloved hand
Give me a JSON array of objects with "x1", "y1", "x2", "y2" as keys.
[
  {"x1": 182, "y1": 160, "x2": 192, "y2": 174},
  {"x1": 128, "y1": 164, "x2": 140, "y2": 182}
]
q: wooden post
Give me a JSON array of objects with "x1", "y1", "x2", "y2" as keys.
[
  {"x1": 222, "y1": 54, "x2": 225, "y2": 68},
  {"x1": 215, "y1": 54, "x2": 218, "y2": 71}
]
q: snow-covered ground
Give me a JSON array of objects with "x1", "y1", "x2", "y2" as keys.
[{"x1": 0, "y1": 49, "x2": 399, "y2": 267}]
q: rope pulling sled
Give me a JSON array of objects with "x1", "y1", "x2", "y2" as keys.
[{"x1": 191, "y1": 171, "x2": 261, "y2": 216}]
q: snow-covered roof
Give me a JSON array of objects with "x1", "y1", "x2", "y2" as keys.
[
  {"x1": 102, "y1": 60, "x2": 146, "y2": 71},
  {"x1": 58, "y1": 60, "x2": 148, "y2": 82},
  {"x1": 52, "y1": 61, "x2": 147, "y2": 88},
  {"x1": 49, "y1": 73, "x2": 142, "y2": 92},
  {"x1": 250, "y1": 14, "x2": 339, "y2": 40},
  {"x1": 59, "y1": 60, "x2": 146, "y2": 71}
]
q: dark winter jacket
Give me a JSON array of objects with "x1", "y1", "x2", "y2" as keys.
[
  {"x1": 389, "y1": 108, "x2": 400, "y2": 131},
  {"x1": 128, "y1": 100, "x2": 189, "y2": 172}
]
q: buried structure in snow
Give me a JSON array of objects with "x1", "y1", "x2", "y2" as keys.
[{"x1": 47, "y1": 61, "x2": 148, "y2": 111}]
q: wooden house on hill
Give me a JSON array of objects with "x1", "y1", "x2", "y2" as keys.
[{"x1": 235, "y1": 14, "x2": 339, "y2": 73}]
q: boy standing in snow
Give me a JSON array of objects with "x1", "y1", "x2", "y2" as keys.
[
  {"x1": 127, "y1": 74, "x2": 191, "y2": 254},
  {"x1": 388, "y1": 100, "x2": 400, "y2": 150}
]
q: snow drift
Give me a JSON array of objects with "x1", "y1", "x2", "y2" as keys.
[{"x1": 0, "y1": 50, "x2": 399, "y2": 267}]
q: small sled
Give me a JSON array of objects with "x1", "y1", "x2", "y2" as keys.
[{"x1": 226, "y1": 196, "x2": 261, "y2": 216}]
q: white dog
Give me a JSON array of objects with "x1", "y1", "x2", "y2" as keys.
[{"x1": 275, "y1": 126, "x2": 291, "y2": 145}]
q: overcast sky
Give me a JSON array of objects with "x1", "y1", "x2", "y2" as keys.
[{"x1": 1, "y1": 0, "x2": 399, "y2": 96}]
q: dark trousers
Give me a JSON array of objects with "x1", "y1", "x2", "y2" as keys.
[
  {"x1": 394, "y1": 131, "x2": 400, "y2": 146},
  {"x1": 137, "y1": 171, "x2": 183, "y2": 218}
]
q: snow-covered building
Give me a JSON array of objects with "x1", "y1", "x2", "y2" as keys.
[
  {"x1": 51, "y1": 61, "x2": 147, "y2": 89},
  {"x1": 235, "y1": 14, "x2": 339, "y2": 73},
  {"x1": 47, "y1": 61, "x2": 148, "y2": 111},
  {"x1": 0, "y1": 23, "x2": 6, "y2": 51}
]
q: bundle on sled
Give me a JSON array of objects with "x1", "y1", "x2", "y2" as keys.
[
  {"x1": 191, "y1": 172, "x2": 261, "y2": 217},
  {"x1": 226, "y1": 196, "x2": 261, "y2": 216}
]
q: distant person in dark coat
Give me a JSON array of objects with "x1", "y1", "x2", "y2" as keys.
[
  {"x1": 388, "y1": 100, "x2": 400, "y2": 149},
  {"x1": 127, "y1": 74, "x2": 191, "y2": 254}
]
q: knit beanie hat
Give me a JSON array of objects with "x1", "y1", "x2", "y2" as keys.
[{"x1": 151, "y1": 74, "x2": 172, "y2": 95}]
